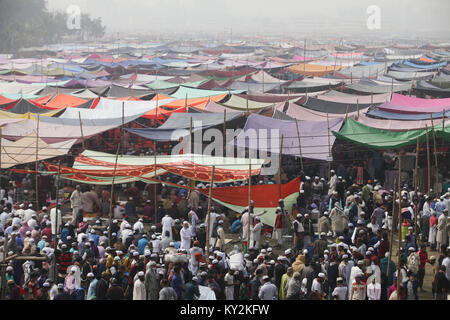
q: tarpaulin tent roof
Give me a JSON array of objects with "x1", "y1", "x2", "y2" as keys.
[
  {"x1": 169, "y1": 86, "x2": 242, "y2": 99},
  {"x1": 146, "y1": 79, "x2": 181, "y2": 90},
  {"x1": 377, "y1": 101, "x2": 450, "y2": 114},
  {"x1": 0, "y1": 118, "x2": 128, "y2": 143},
  {"x1": 385, "y1": 70, "x2": 435, "y2": 81},
  {"x1": 202, "y1": 100, "x2": 238, "y2": 113},
  {"x1": 332, "y1": 118, "x2": 450, "y2": 150},
  {"x1": 334, "y1": 63, "x2": 386, "y2": 79},
  {"x1": 235, "y1": 93, "x2": 304, "y2": 104},
  {"x1": 281, "y1": 102, "x2": 354, "y2": 121},
  {"x1": 316, "y1": 90, "x2": 391, "y2": 104},
  {"x1": 229, "y1": 81, "x2": 281, "y2": 93},
  {"x1": 221, "y1": 95, "x2": 299, "y2": 111},
  {"x1": 248, "y1": 70, "x2": 285, "y2": 83},
  {"x1": 345, "y1": 78, "x2": 411, "y2": 94},
  {"x1": 2, "y1": 99, "x2": 50, "y2": 114},
  {"x1": 288, "y1": 63, "x2": 343, "y2": 76},
  {"x1": 234, "y1": 113, "x2": 343, "y2": 161},
  {"x1": 66, "y1": 150, "x2": 265, "y2": 184},
  {"x1": 106, "y1": 84, "x2": 154, "y2": 98},
  {"x1": 391, "y1": 93, "x2": 450, "y2": 108},
  {"x1": 38, "y1": 93, "x2": 88, "y2": 109},
  {"x1": 366, "y1": 108, "x2": 450, "y2": 120},
  {"x1": 125, "y1": 111, "x2": 244, "y2": 141},
  {"x1": 0, "y1": 133, "x2": 76, "y2": 168},
  {"x1": 197, "y1": 177, "x2": 300, "y2": 227},
  {"x1": 300, "y1": 96, "x2": 373, "y2": 114},
  {"x1": 356, "y1": 113, "x2": 449, "y2": 131}
]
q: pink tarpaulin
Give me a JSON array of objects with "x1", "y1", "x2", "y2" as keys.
[
  {"x1": 378, "y1": 102, "x2": 450, "y2": 114},
  {"x1": 281, "y1": 102, "x2": 354, "y2": 121},
  {"x1": 357, "y1": 114, "x2": 450, "y2": 131},
  {"x1": 391, "y1": 93, "x2": 450, "y2": 108}
]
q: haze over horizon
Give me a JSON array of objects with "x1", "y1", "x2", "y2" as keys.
[{"x1": 46, "y1": 0, "x2": 450, "y2": 41}]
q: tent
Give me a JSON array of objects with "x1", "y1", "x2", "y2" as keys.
[
  {"x1": 234, "y1": 113, "x2": 343, "y2": 161},
  {"x1": 366, "y1": 108, "x2": 450, "y2": 120},
  {"x1": 333, "y1": 118, "x2": 450, "y2": 149},
  {"x1": 197, "y1": 177, "x2": 300, "y2": 227},
  {"x1": 125, "y1": 112, "x2": 244, "y2": 141}
]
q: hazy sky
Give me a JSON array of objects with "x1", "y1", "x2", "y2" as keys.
[{"x1": 47, "y1": 0, "x2": 450, "y2": 39}]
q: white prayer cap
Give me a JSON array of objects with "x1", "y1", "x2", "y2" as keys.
[
  {"x1": 133, "y1": 251, "x2": 139, "y2": 256},
  {"x1": 318, "y1": 273, "x2": 325, "y2": 278},
  {"x1": 260, "y1": 249, "x2": 267, "y2": 254},
  {"x1": 29, "y1": 239, "x2": 34, "y2": 243},
  {"x1": 26, "y1": 231, "x2": 31, "y2": 235},
  {"x1": 6, "y1": 266, "x2": 13, "y2": 271},
  {"x1": 284, "y1": 249, "x2": 292, "y2": 255},
  {"x1": 269, "y1": 260, "x2": 275, "y2": 265},
  {"x1": 336, "y1": 277, "x2": 343, "y2": 282},
  {"x1": 42, "y1": 206, "x2": 47, "y2": 210},
  {"x1": 137, "y1": 271, "x2": 145, "y2": 277},
  {"x1": 263, "y1": 275, "x2": 270, "y2": 280},
  {"x1": 114, "y1": 256, "x2": 120, "y2": 261},
  {"x1": 324, "y1": 250, "x2": 329, "y2": 254},
  {"x1": 169, "y1": 242, "x2": 174, "y2": 247},
  {"x1": 87, "y1": 273, "x2": 95, "y2": 278},
  {"x1": 320, "y1": 232, "x2": 326, "y2": 236},
  {"x1": 70, "y1": 266, "x2": 77, "y2": 273},
  {"x1": 343, "y1": 254, "x2": 348, "y2": 259},
  {"x1": 323, "y1": 211, "x2": 329, "y2": 215},
  {"x1": 43, "y1": 282, "x2": 50, "y2": 288},
  {"x1": 212, "y1": 259, "x2": 218, "y2": 264},
  {"x1": 385, "y1": 252, "x2": 390, "y2": 257},
  {"x1": 305, "y1": 176, "x2": 311, "y2": 180},
  {"x1": 303, "y1": 249, "x2": 308, "y2": 254},
  {"x1": 408, "y1": 247, "x2": 415, "y2": 251}
]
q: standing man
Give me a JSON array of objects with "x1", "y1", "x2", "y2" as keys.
[
  {"x1": 437, "y1": 209, "x2": 448, "y2": 250},
  {"x1": 133, "y1": 271, "x2": 146, "y2": 300},
  {"x1": 258, "y1": 275, "x2": 277, "y2": 300},
  {"x1": 180, "y1": 221, "x2": 192, "y2": 250},
  {"x1": 241, "y1": 201, "x2": 267, "y2": 243},
  {"x1": 250, "y1": 217, "x2": 263, "y2": 250},
  {"x1": 70, "y1": 185, "x2": 83, "y2": 224}
]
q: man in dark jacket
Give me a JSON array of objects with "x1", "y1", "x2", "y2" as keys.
[
  {"x1": 7, "y1": 280, "x2": 23, "y2": 300},
  {"x1": 434, "y1": 265, "x2": 449, "y2": 300},
  {"x1": 96, "y1": 272, "x2": 110, "y2": 300},
  {"x1": 184, "y1": 277, "x2": 200, "y2": 300},
  {"x1": 404, "y1": 272, "x2": 418, "y2": 300},
  {"x1": 327, "y1": 257, "x2": 339, "y2": 300},
  {"x1": 106, "y1": 278, "x2": 124, "y2": 300},
  {"x1": 251, "y1": 269, "x2": 263, "y2": 300}
]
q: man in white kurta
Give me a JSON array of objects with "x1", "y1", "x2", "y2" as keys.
[
  {"x1": 250, "y1": 217, "x2": 263, "y2": 250},
  {"x1": 161, "y1": 214, "x2": 175, "y2": 240},
  {"x1": 133, "y1": 271, "x2": 146, "y2": 300},
  {"x1": 180, "y1": 221, "x2": 192, "y2": 250},
  {"x1": 224, "y1": 270, "x2": 235, "y2": 300},
  {"x1": 366, "y1": 276, "x2": 381, "y2": 300},
  {"x1": 241, "y1": 202, "x2": 267, "y2": 241},
  {"x1": 436, "y1": 209, "x2": 448, "y2": 250},
  {"x1": 70, "y1": 185, "x2": 82, "y2": 222},
  {"x1": 50, "y1": 206, "x2": 62, "y2": 235}
]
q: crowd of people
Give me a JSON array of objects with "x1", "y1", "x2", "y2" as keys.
[{"x1": 0, "y1": 162, "x2": 449, "y2": 301}]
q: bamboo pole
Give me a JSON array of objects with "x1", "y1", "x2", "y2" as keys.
[
  {"x1": 414, "y1": 137, "x2": 419, "y2": 239},
  {"x1": 52, "y1": 160, "x2": 61, "y2": 282},
  {"x1": 189, "y1": 117, "x2": 193, "y2": 154},
  {"x1": 356, "y1": 99, "x2": 360, "y2": 119},
  {"x1": 121, "y1": 102, "x2": 124, "y2": 156},
  {"x1": 345, "y1": 105, "x2": 349, "y2": 120},
  {"x1": 327, "y1": 112, "x2": 332, "y2": 178},
  {"x1": 78, "y1": 112, "x2": 85, "y2": 150},
  {"x1": 154, "y1": 144, "x2": 158, "y2": 224},
  {"x1": 387, "y1": 178, "x2": 396, "y2": 279},
  {"x1": 430, "y1": 114, "x2": 439, "y2": 191},
  {"x1": 247, "y1": 158, "x2": 252, "y2": 253},
  {"x1": 108, "y1": 145, "x2": 121, "y2": 247},
  {"x1": 295, "y1": 120, "x2": 304, "y2": 172},
  {"x1": 35, "y1": 116, "x2": 40, "y2": 210},
  {"x1": 303, "y1": 39, "x2": 306, "y2": 74},
  {"x1": 205, "y1": 166, "x2": 215, "y2": 262},
  {"x1": 223, "y1": 110, "x2": 226, "y2": 154},
  {"x1": 278, "y1": 135, "x2": 284, "y2": 199},
  {"x1": 155, "y1": 93, "x2": 159, "y2": 125},
  {"x1": 425, "y1": 124, "x2": 430, "y2": 194},
  {"x1": 185, "y1": 93, "x2": 188, "y2": 113},
  {"x1": 396, "y1": 154, "x2": 402, "y2": 298}
]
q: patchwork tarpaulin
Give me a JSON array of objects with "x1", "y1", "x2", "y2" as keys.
[
  {"x1": 346, "y1": 78, "x2": 411, "y2": 94},
  {"x1": 61, "y1": 150, "x2": 265, "y2": 184},
  {"x1": 125, "y1": 111, "x2": 244, "y2": 141},
  {"x1": 234, "y1": 114, "x2": 343, "y2": 161},
  {"x1": 197, "y1": 177, "x2": 301, "y2": 227},
  {"x1": 316, "y1": 91, "x2": 391, "y2": 104},
  {"x1": 333, "y1": 118, "x2": 450, "y2": 150},
  {"x1": 0, "y1": 133, "x2": 76, "y2": 168},
  {"x1": 280, "y1": 102, "x2": 356, "y2": 121},
  {"x1": 300, "y1": 97, "x2": 373, "y2": 114}
]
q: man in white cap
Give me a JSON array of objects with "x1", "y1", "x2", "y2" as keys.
[
  {"x1": 133, "y1": 271, "x2": 146, "y2": 300},
  {"x1": 332, "y1": 277, "x2": 347, "y2": 300},
  {"x1": 407, "y1": 247, "x2": 420, "y2": 276},
  {"x1": 350, "y1": 273, "x2": 366, "y2": 300},
  {"x1": 86, "y1": 272, "x2": 97, "y2": 300},
  {"x1": 318, "y1": 211, "x2": 331, "y2": 236},
  {"x1": 215, "y1": 220, "x2": 226, "y2": 251},
  {"x1": 311, "y1": 273, "x2": 326, "y2": 299},
  {"x1": 180, "y1": 221, "x2": 192, "y2": 250},
  {"x1": 50, "y1": 204, "x2": 62, "y2": 236},
  {"x1": 64, "y1": 266, "x2": 77, "y2": 295},
  {"x1": 240, "y1": 201, "x2": 267, "y2": 244},
  {"x1": 436, "y1": 208, "x2": 448, "y2": 250},
  {"x1": 70, "y1": 185, "x2": 82, "y2": 223},
  {"x1": 366, "y1": 272, "x2": 381, "y2": 300},
  {"x1": 23, "y1": 204, "x2": 35, "y2": 222},
  {"x1": 328, "y1": 170, "x2": 337, "y2": 195},
  {"x1": 250, "y1": 216, "x2": 263, "y2": 250},
  {"x1": 161, "y1": 213, "x2": 174, "y2": 241},
  {"x1": 258, "y1": 275, "x2": 277, "y2": 300},
  {"x1": 272, "y1": 207, "x2": 284, "y2": 248},
  {"x1": 133, "y1": 218, "x2": 145, "y2": 234}
]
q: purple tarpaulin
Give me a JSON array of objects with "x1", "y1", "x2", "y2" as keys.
[{"x1": 234, "y1": 113, "x2": 343, "y2": 161}]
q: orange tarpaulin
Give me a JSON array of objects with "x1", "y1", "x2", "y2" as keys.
[
  {"x1": 37, "y1": 93, "x2": 88, "y2": 109},
  {"x1": 288, "y1": 64, "x2": 343, "y2": 76}
]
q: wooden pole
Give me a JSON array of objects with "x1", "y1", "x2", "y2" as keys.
[
  {"x1": 121, "y1": 102, "x2": 125, "y2": 156},
  {"x1": 78, "y1": 112, "x2": 85, "y2": 150},
  {"x1": 425, "y1": 124, "x2": 430, "y2": 194},
  {"x1": 391, "y1": 78, "x2": 394, "y2": 100},
  {"x1": 414, "y1": 137, "x2": 420, "y2": 239},
  {"x1": 154, "y1": 144, "x2": 158, "y2": 224},
  {"x1": 443, "y1": 109, "x2": 445, "y2": 132},
  {"x1": 205, "y1": 166, "x2": 215, "y2": 262},
  {"x1": 108, "y1": 145, "x2": 121, "y2": 247},
  {"x1": 430, "y1": 114, "x2": 439, "y2": 191},
  {"x1": 327, "y1": 112, "x2": 332, "y2": 178},
  {"x1": 247, "y1": 158, "x2": 252, "y2": 253},
  {"x1": 223, "y1": 109, "x2": 226, "y2": 154},
  {"x1": 185, "y1": 93, "x2": 188, "y2": 113},
  {"x1": 396, "y1": 154, "x2": 402, "y2": 298},
  {"x1": 278, "y1": 135, "x2": 284, "y2": 199},
  {"x1": 295, "y1": 120, "x2": 304, "y2": 171},
  {"x1": 387, "y1": 178, "x2": 396, "y2": 279},
  {"x1": 35, "y1": 116, "x2": 40, "y2": 210},
  {"x1": 356, "y1": 99, "x2": 360, "y2": 119},
  {"x1": 189, "y1": 117, "x2": 193, "y2": 154},
  {"x1": 155, "y1": 93, "x2": 159, "y2": 125},
  {"x1": 52, "y1": 160, "x2": 61, "y2": 282},
  {"x1": 345, "y1": 105, "x2": 349, "y2": 120},
  {"x1": 303, "y1": 39, "x2": 306, "y2": 74}
]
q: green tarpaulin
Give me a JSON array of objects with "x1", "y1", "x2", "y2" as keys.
[{"x1": 332, "y1": 118, "x2": 450, "y2": 150}]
